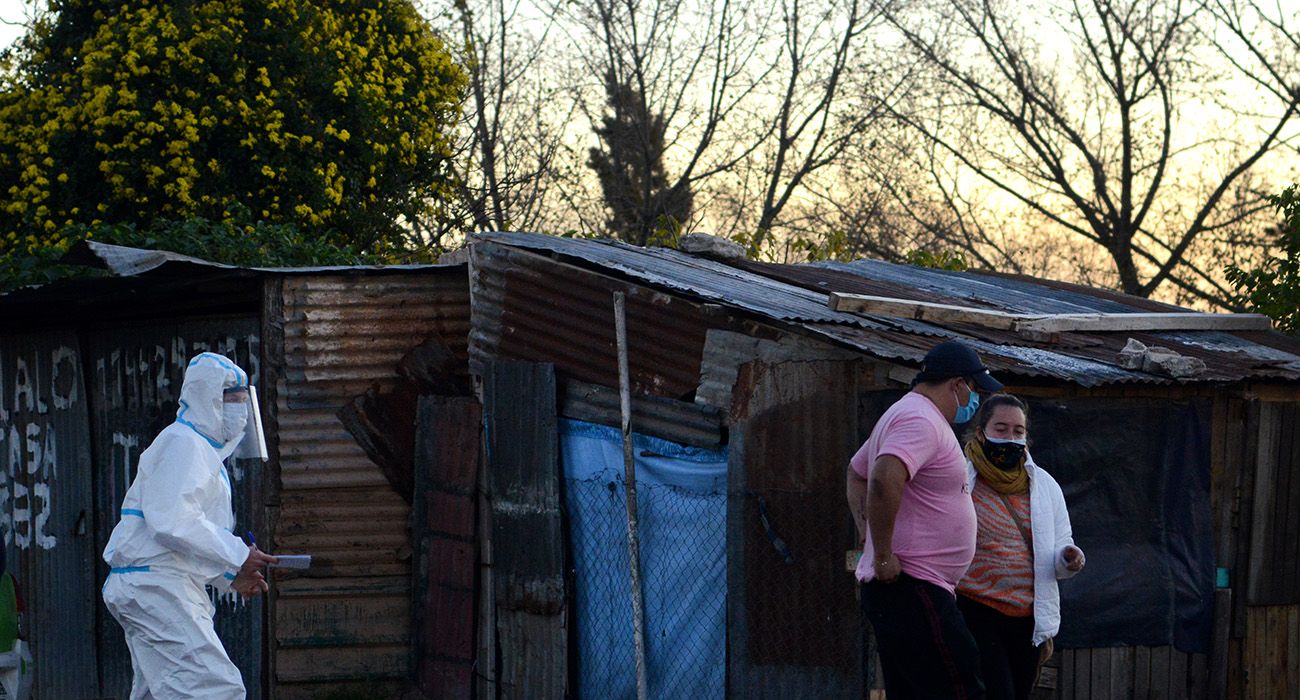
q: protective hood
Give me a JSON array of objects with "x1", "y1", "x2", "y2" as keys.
[{"x1": 176, "y1": 353, "x2": 249, "y2": 450}]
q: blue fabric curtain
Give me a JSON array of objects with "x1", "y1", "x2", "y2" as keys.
[{"x1": 560, "y1": 419, "x2": 728, "y2": 699}]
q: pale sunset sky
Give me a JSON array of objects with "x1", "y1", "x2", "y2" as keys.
[{"x1": 0, "y1": 1, "x2": 27, "y2": 51}]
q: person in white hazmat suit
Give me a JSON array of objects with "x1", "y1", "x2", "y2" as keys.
[{"x1": 102, "y1": 352, "x2": 277, "y2": 699}]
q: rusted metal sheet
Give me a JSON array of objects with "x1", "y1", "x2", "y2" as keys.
[
  {"x1": 275, "y1": 270, "x2": 467, "y2": 541},
  {"x1": 0, "y1": 331, "x2": 98, "y2": 700},
  {"x1": 697, "y1": 329, "x2": 863, "y2": 416},
  {"x1": 281, "y1": 273, "x2": 469, "y2": 410},
  {"x1": 728, "y1": 359, "x2": 865, "y2": 697},
  {"x1": 270, "y1": 270, "x2": 469, "y2": 695},
  {"x1": 413, "y1": 396, "x2": 482, "y2": 700},
  {"x1": 86, "y1": 319, "x2": 264, "y2": 699},
  {"x1": 483, "y1": 361, "x2": 568, "y2": 697},
  {"x1": 470, "y1": 241, "x2": 725, "y2": 400},
  {"x1": 338, "y1": 338, "x2": 472, "y2": 505},
  {"x1": 560, "y1": 379, "x2": 724, "y2": 448}
]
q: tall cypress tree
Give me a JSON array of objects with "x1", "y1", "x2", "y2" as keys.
[{"x1": 587, "y1": 70, "x2": 692, "y2": 245}]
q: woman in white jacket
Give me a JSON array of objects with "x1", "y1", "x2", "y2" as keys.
[{"x1": 957, "y1": 394, "x2": 1085, "y2": 700}]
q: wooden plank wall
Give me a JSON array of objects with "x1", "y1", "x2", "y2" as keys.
[
  {"x1": 1056, "y1": 647, "x2": 1208, "y2": 699},
  {"x1": 1231, "y1": 401, "x2": 1300, "y2": 697},
  {"x1": 1238, "y1": 604, "x2": 1300, "y2": 698},
  {"x1": 1213, "y1": 397, "x2": 1248, "y2": 698},
  {"x1": 482, "y1": 361, "x2": 568, "y2": 698},
  {"x1": 1247, "y1": 402, "x2": 1300, "y2": 605}
]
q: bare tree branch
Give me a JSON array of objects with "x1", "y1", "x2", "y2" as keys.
[{"x1": 877, "y1": 0, "x2": 1299, "y2": 306}]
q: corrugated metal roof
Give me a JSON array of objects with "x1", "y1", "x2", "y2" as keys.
[
  {"x1": 473, "y1": 232, "x2": 1300, "y2": 386},
  {"x1": 475, "y1": 232, "x2": 890, "y2": 330},
  {"x1": 2, "y1": 242, "x2": 461, "y2": 329},
  {"x1": 825, "y1": 259, "x2": 1182, "y2": 314}
]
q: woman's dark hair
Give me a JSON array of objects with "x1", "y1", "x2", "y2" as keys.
[{"x1": 964, "y1": 393, "x2": 1029, "y2": 442}]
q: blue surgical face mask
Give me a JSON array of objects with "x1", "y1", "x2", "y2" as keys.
[{"x1": 953, "y1": 382, "x2": 980, "y2": 424}]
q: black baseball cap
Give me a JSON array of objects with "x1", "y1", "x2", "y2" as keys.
[{"x1": 914, "y1": 340, "x2": 1003, "y2": 392}]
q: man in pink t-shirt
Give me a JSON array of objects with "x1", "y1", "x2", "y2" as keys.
[{"x1": 847, "y1": 340, "x2": 1002, "y2": 699}]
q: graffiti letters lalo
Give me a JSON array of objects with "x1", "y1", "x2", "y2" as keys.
[{"x1": 0, "y1": 344, "x2": 79, "y2": 551}]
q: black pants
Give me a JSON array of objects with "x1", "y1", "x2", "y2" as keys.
[
  {"x1": 957, "y1": 595, "x2": 1040, "y2": 700},
  {"x1": 862, "y1": 574, "x2": 985, "y2": 700}
]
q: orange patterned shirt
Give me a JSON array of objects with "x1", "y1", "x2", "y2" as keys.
[{"x1": 957, "y1": 479, "x2": 1034, "y2": 616}]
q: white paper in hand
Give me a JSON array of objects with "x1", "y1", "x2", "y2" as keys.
[{"x1": 270, "y1": 554, "x2": 312, "y2": 569}]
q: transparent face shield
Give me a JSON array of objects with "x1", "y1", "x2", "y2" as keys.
[{"x1": 223, "y1": 386, "x2": 269, "y2": 461}]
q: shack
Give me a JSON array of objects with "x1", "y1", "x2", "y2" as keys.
[
  {"x1": 0, "y1": 243, "x2": 468, "y2": 699},
  {"x1": 5, "y1": 232, "x2": 1297, "y2": 700},
  {"x1": 461, "y1": 231, "x2": 1300, "y2": 699}
]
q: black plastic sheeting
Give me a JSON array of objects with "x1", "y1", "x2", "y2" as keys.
[
  {"x1": 858, "y1": 391, "x2": 1215, "y2": 654},
  {"x1": 1028, "y1": 397, "x2": 1214, "y2": 653}
]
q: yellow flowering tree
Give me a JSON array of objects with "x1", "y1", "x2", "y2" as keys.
[{"x1": 0, "y1": 0, "x2": 465, "y2": 277}]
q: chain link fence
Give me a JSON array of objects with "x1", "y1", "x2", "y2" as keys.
[{"x1": 565, "y1": 472, "x2": 727, "y2": 699}]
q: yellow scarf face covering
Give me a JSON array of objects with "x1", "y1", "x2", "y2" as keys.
[{"x1": 965, "y1": 439, "x2": 1029, "y2": 495}]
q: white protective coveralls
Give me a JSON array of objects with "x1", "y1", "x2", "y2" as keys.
[{"x1": 102, "y1": 352, "x2": 255, "y2": 700}]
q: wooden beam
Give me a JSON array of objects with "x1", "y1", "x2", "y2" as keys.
[
  {"x1": 1018, "y1": 312, "x2": 1272, "y2": 333},
  {"x1": 828, "y1": 292, "x2": 1273, "y2": 333},
  {"x1": 828, "y1": 293, "x2": 1019, "y2": 329}
]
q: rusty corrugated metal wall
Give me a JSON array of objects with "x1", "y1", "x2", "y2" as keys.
[
  {"x1": 411, "y1": 395, "x2": 481, "y2": 699},
  {"x1": 265, "y1": 270, "x2": 469, "y2": 699},
  {"x1": 727, "y1": 358, "x2": 870, "y2": 697},
  {"x1": 469, "y1": 241, "x2": 720, "y2": 400}
]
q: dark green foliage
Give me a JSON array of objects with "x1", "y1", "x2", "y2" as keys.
[
  {"x1": 1226, "y1": 185, "x2": 1300, "y2": 335},
  {"x1": 0, "y1": 206, "x2": 378, "y2": 291},
  {"x1": 0, "y1": 0, "x2": 465, "y2": 290},
  {"x1": 905, "y1": 248, "x2": 969, "y2": 271}
]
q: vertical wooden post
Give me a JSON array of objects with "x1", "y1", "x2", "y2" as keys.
[
  {"x1": 614, "y1": 291, "x2": 649, "y2": 700},
  {"x1": 1209, "y1": 588, "x2": 1232, "y2": 698},
  {"x1": 483, "y1": 361, "x2": 566, "y2": 697}
]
